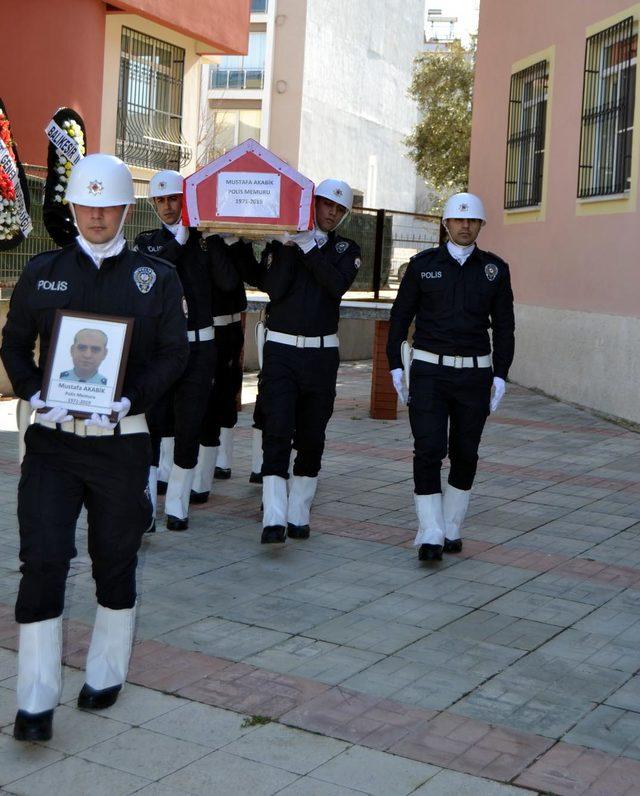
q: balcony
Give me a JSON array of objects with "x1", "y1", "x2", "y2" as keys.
[{"x1": 209, "y1": 67, "x2": 265, "y2": 90}]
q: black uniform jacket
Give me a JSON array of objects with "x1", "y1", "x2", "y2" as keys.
[
  {"x1": 135, "y1": 227, "x2": 242, "y2": 331},
  {"x1": 387, "y1": 244, "x2": 515, "y2": 380},
  {"x1": 261, "y1": 233, "x2": 361, "y2": 337},
  {"x1": 0, "y1": 243, "x2": 189, "y2": 415},
  {"x1": 211, "y1": 240, "x2": 267, "y2": 316}
]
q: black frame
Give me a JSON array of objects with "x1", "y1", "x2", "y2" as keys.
[
  {"x1": 577, "y1": 16, "x2": 637, "y2": 198},
  {"x1": 504, "y1": 60, "x2": 548, "y2": 209}
]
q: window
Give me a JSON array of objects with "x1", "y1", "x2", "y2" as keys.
[
  {"x1": 210, "y1": 31, "x2": 266, "y2": 90},
  {"x1": 204, "y1": 109, "x2": 262, "y2": 160},
  {"x1": 578, "y1": 17, "x2": 637, "y2": 198},
  {"x1": 251, "y1": 0, "x2": 268, "y2": 11},
  {"x1": 504, "y1": 60, "x2": 548, "y2": 209},
  {"x1": 116, "y1": 27, "x2": 190, "y2": 170}
]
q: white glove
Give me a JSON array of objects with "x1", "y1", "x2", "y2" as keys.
[
  {"x1": 84, "y1": 397, "x2": 131, "y2": 429},
  {"x1": 390, "y1": 368, "x2": 408, "y2": 405},
  {"x1": 490, "y1": 377, "x2": 506, "y2": 413},
  {"x1": 288, "y1": 230, "x2": 316, "y2": 253},
  {"x1": 221, "y1": 235, "x2": 239, "y2": 246},
  {"x1": 30, "y1": 391, "x2": 73, "y2": 423}
]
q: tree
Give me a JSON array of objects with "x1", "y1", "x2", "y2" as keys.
[{"x1": 405, "y1": 40, "x2": 475, "y2": 208}]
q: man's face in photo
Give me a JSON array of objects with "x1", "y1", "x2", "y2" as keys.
[{"x1": 70, "y1": 329, "x2": 108, "y2": 379}]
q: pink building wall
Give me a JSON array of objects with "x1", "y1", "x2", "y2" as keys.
[{"x1": 469, "y1": 0, "x2": 640, "y2": 318}]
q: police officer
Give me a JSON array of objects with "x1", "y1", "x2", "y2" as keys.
[
  {"x1": 387, "y1": 192, "x2": 514, "y2": 561},
  {"x1": 191, "y1": 239, "x2": 264, "y2": 502},
  {"x1": 136, "y1": 170, "x2": 240, "y2": 529},
  {"x1": 1, "y1": 154, "x2": 188, "y2": 741},
  {"x1": 259, "y1": 179, "x2": 361, "y2": 544},
  {"x1": 60, "y1": 328, "x2": 109, "y2": 384}
]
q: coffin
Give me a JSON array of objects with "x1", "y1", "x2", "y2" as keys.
[{"x1": 183, "y1": 139, "x2": 314, "y2": 238}]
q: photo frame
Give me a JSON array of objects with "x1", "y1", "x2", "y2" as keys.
[{"x1": 40, "y1": 310, "x2": 134, "y2": 420}]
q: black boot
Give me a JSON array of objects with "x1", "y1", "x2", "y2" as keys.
[
  {"x1": 189, "y1": 490, "x2": 210, "y2": 504},
  {"x1": 157, "y1": 480, "x2": 168, "y2": 496},
  {"x1": 418, "y1": 544, "x2": 443, "y2": 561},
  {"x1": 249, "y1": 471, "x2": 263, "y2": 484},
  {"x1": 287, "y1": 523, "x2": 310, "y2": 540},
  {"x1": 77, "y1": 683, "x2": 122, "y2": 710},
  {"x1": 214, "y1": 467, "x2": 231, "y2": 480},
  {"x1": 167, "y1": 515, "x2": 189, "y2": 531},
  {"x1": 261, "y1": 525, "x2": 287, "y2": 544},
  {"x1": 13, "y1": 709, "x2": 54, "y2": 741},
  {"x1": 443, "y1": 538, "x2": 463, "y2": 554}
]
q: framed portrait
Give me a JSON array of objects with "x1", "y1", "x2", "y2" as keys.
[{"x1": 40, "y1": 310, "x2": 134, "y2": 420}]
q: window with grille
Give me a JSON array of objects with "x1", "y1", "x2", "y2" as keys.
[
  {"x1": 578, "y1": 17, "x2": 637, "y2": 198},
  {"x1": 116, "y1": 27, "x2": 191, "y2": 170},
  {"x1": 504, "y1": 60, "x2": 548, "y2": 209}
]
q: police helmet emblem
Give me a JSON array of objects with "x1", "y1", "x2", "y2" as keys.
[
  {"x1": 334, "y1": 188, "x2": 343, "y2": 197},
  {"x1": 354, "y1": 257, "x2": 361, "y2": 270},
  {"x1": 485, "y1": 263, "x2": 498, "y2": 282},
  {"x1": 87, "y1": 179, "x2": 104, "y2": 196},
  {"x1": 158, "y1": 181, "x2": 166, "y2": 189},
  {"x1": 458, "y1": 202, "x2": 469, "y2": 212},
  {"x1": 133, "y1": 266, "x2": 157, "y2": 294},
  {"x1": 336, "y1": 241, "x2": 349, "y2": 254}
]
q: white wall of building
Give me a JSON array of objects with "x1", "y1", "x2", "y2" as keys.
[{"x1": 296, "y1": 0, "x2": 425, "y2": 211}]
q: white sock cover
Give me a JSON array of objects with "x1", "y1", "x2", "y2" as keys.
[
  {"x1": 17, "y1": 617, "x2": 62, "y2": 713},
  {"x1": 192, "y1": 445, "x2": 218, "y2": 494},
  {"x1": 442, "y1": 484, "x2": 471, "y2": 541},
  {"x1": 251, "y1": 428, "x2": 263, "y2": 474},
  {"x1": 413, "y1": 493, "x2": 445, "y2": 547},
  {"x1": 262, "y1": 475, "x2": 287, "y2": 527},
  {"x1": 288, "y1": 476, "x2": 318, "y2": 526},
  {"x1": 148, "y1": 465, "x2": 158, "y2": 519},
  {"x1": 217, "y1": 426, "x2": 235, "y2": 470},
  {"x1": 165, "y1": 464, "x2": 196, "y2": 519},
  {"x1": 85, "y1": 605, "x2": 136, "y2": 691},
  {"x1": 158, "y1": 437, "x2": 175, "y2": 483}
]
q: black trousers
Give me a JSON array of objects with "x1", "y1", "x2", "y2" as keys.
[
  {"x1": 200, "y1": 322, "x2": 244, "y2": 447},
  {"x1": 15, "y1": 425, "x2": 152, "y2": 624},
  {"x1": 409, "y1": 360, "x2": 492, "y2": 495},
  {"x1": 261, "y1": 342, "x2": 339, "y2": 478},
  {"x1": 148, "y1": 340, "x2": 216, "y2": 469}
]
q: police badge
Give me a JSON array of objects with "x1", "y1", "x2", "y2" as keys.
[
  {"x1": 133, "y1": 266, "x2": 157, "y2": 294},
  {"x1": 336, "y1": 241, "x2": 349, "y2": 254},
  {"x1": 485, "y1": 263, "x2": 498, "y2": 282}
]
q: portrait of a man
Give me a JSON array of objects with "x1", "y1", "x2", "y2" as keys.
[{"x1": 60, "y1": 328, "x2": 109, "y2": 385}]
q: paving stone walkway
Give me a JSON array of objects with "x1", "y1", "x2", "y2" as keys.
[{"x1": 1, "y1": 362, "x2": 640, "y2": 794}]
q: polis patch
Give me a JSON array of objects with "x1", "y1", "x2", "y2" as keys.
[
  {"x1": 484, "y1": 263, "x2": 498, "y2": 282},
  {"x1": 133, "y1": 266, "x2": 156, "y2": 294}
]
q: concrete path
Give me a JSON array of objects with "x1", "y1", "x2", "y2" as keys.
[{"x1": 1, "y1": 363, "x2": 640, "y2": 794}]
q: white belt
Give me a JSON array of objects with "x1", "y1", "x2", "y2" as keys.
[
  {"x1": 412, "y1": 349, "x2": 492, "y2": 369},
  {"x1": 266, "y1": 330, "x2": 339, "y2": 349},
  {"x1": 187, "y1": 326, "x2": 215, "y2": 342},
  {"x1": 34, "y1": 413, "x2": 148, "y2": 437},
  {"x1": 214, "y1": 313, "x2": 242, "y2": 326}
]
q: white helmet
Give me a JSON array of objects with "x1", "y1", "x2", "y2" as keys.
[
  {"x1": 316, "y1": 179, "x2": 353, "y2": 212},
  {"x1": 442, "y1": 192, "x2": 486, "y2": 225},
  {"x1": 149, "y1": 170, "x2": 184, "y2": 198},
  {"x1": 65, "y1": 154, "x2": 135, "y2": 207}
]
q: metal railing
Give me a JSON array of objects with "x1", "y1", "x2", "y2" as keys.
[{"x1": 209, "y1": 67, "x2": 265, "y2": 91}]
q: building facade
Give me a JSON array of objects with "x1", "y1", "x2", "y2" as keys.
[
  {"x1": 4, "y1": 0, "x2": 250, "y2": 177},
  {"x1": 470, "y1": 0, "x2": 640, "y2": 424},
  {"x1": 204, "y1": 0, "x2": 426, "y2": 212}
]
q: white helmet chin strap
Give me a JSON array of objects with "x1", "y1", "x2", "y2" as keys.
[{"x1": 70, "y1": 204, "x2": 129, "y2": 267}]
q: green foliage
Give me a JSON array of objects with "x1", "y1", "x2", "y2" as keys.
[
  {"x1": 241, "y1": 715, "x2": 272, "y2": 728},
  {"x1": 405, "y1": 40, "x2": 475, "y2": 202}
]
